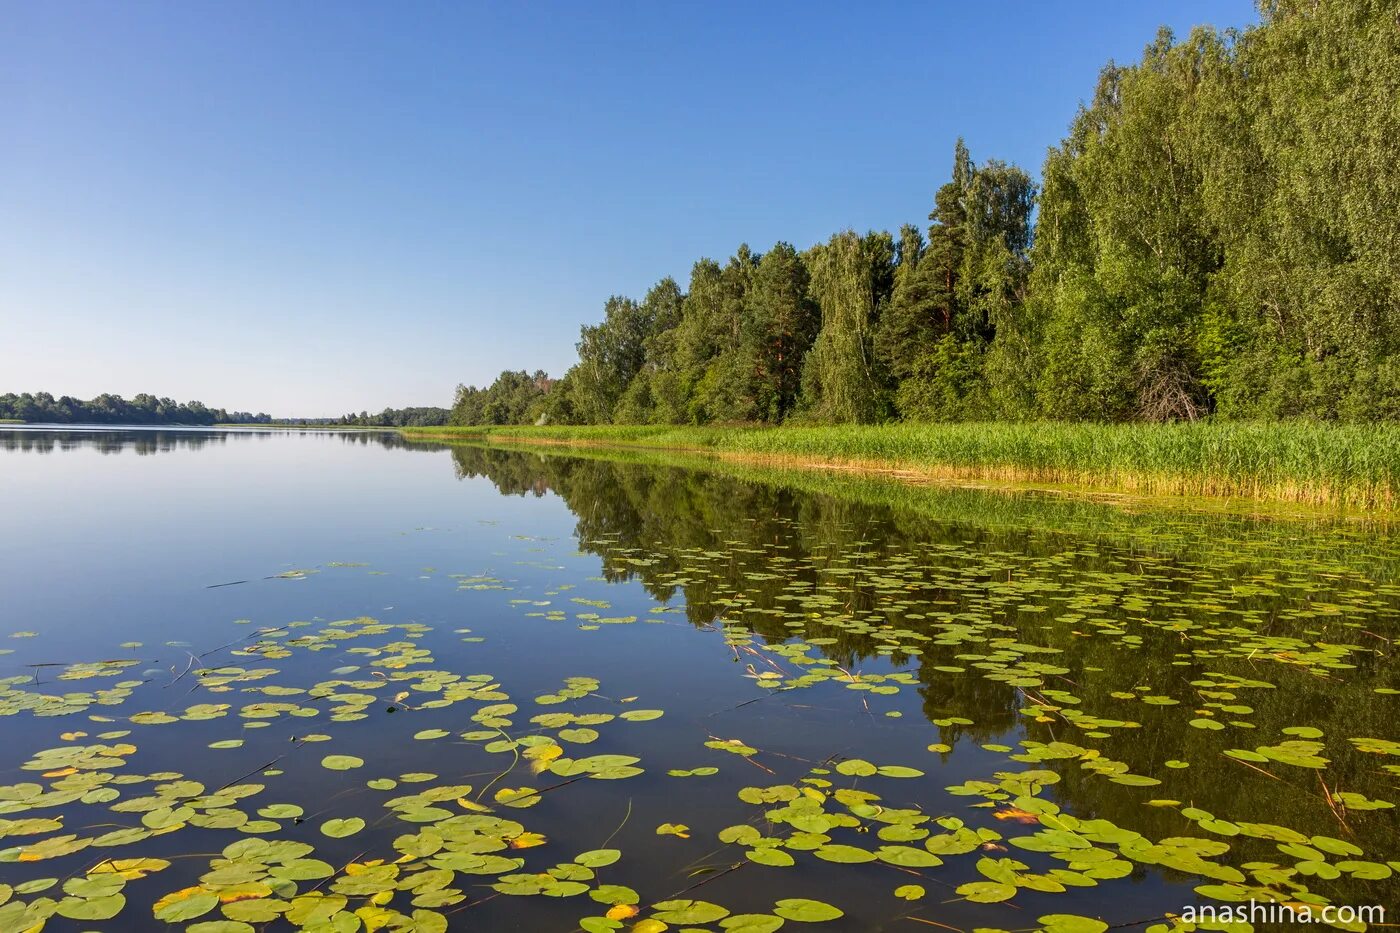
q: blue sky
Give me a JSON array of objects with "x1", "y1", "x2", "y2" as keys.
[{"x1": 1, "y1": 1, "x2": 1257, "y2": 415}]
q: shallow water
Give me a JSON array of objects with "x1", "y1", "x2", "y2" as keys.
[{"x1": 1, "y1": 427, "x2": 1396, "y2": 932}]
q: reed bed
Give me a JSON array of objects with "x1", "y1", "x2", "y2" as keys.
[{"x1": 402, "y1": 421, "x2": 1400, "y2": 509}]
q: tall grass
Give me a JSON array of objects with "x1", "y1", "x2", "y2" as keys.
[{"x1": 402, "y1": 421, "x2": 1400, "y2": 509}]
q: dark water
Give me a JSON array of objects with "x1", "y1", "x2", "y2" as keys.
[{"x1": 0, "y1": 427, "x2": 1396, "y2": 932}]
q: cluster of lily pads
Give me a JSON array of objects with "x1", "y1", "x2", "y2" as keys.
[{"x1": 2, "y1": 483, "x2": 1399, "y2": 933}]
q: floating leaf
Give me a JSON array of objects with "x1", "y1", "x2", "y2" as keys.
[
  {"x1": 320, "y1": 817, "x2": 365, "y2": 838},
  {"x1": 773, "y1": 898, "x2": 843, "y2": 922},
  {"x1": 152, "y1": 886, "x2": 220, "y2": 922},
  {"x1": 321, "y1": 755, "x2": 364, "y2": 771}
]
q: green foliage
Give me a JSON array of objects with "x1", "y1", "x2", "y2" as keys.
[
  {"x1": 448, "y1": 3, "x2": 1398, "y2": 426},
  {"x1": 746, "y1": 242, "x2": 818, "y2": 421},
  {"x1": 450, "y1": 371, "x2": 554, "y2": 426},
  {"x1": 801, "y1": 231, "x2": 893, "y2": 423},
  {"x1": 1029, "y1": 5, "x2": 1400, "y2": 420},
  {"x1": 573, "y1": 295, "x2": 653, "y2": 424},
  {"x1": 337, "y1": 406, "x2": 450, "y2": 427},
  {"x1": 0, "y1": 395, "x2": 448, "y2": 427},
  {"x1": 409, "y1": 420, "x2": 1400, "y2": 508},
  {"x1": 0, "y1": 392, "x2": 276, "y2": 426}
]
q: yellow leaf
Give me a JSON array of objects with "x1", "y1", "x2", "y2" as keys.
[
  {"x1": 456, "y1": 796, "x2": 492, "y2": 812},
  {"x1": 993, "y1": 807, "x2": 1041, "y2": 824},
  {"x1": 60, "y1": 731, "x2": 87, "y2": 741},
  {"x1": 606, "y1": 904, "x2": 640, "y2": 920},
  {"x1": 509, "y1": 832, "x2": 547, "y2": 849},
  {"x1": 42, "y1": 767, "x2": 78, "y2": 778},
  {"x1": 356, "y1": 905, "x2": 396, "y2": 932},
  {"x1": 345, "y1": 860, "x2": 385, "y2": 875},
  {"x1": 217, "y1": 882, "x2": 273, "y2": 903},
  {"x1": 369, "y1": 890, "x2": 394, "y2": 906},
  {"x1": 633, "y1": 920, "x2": 668, "y2": 933},
  {"x1": 152, "y1": 885, "x2": 207, "y2": 913},
  {"x1": 526, "y1": 744, "x2": 564, "y2": 774},
  {"x1": 92, "y1": 857, "x2": 170, "y2": 880}
]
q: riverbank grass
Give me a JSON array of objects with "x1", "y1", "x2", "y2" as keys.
[{"x1": 402, "y1": 422, "x2": 1400, "y2": 509}]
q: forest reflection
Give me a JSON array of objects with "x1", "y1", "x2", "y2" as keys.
[
  {"x1": 0, "y1": 427, "x2": 437, "y2": 456},
  {"x1": 448, "y1": 442, "x2": 1399, "y2": 883}
]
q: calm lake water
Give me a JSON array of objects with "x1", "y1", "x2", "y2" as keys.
[{"x1": 1, "y1": 426, "x2": 1397, "y2": 932}]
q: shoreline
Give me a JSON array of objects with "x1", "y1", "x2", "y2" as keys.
[{"x1": 400, "y1": 422, "x2": 1400, "y2": 513}]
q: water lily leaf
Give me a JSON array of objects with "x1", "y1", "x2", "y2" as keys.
[
  {"x1": 56, "y1": 892, "x2": 125, "y2": 920},
  {"x1": 270, "y1": 858, "x2": 335, "y2": 880},
  {"x1": 719, "y1": 825, "x2": 761, "y2": 845},
  {"x1": 152, "y1": 886, "x2": 220, "y2": 922},
  {"x1": 875, "y1": 765, "x2": 924, "y2": 778},
  {"x1": 814, "y1": 844, "x2": 874, "y2": 863},
  {"x1": 773, "y1": 898, "x2": 843, "y2": 922},
  {"x1": 1039, "y1": 915, "x2": 1109, "y2": 933},
  {"x1": 320, "y1": 817, "x2": 366, "y2": 838},
  {"x1": 91, "y1": 857, "x2": 170, "y2": 880},
  {"x1": 414, "y1": 729, "x2": 450, "y2": 740},
  {"x1": 651, "y1": 899, "x2": 729, "y2": 924},
  {"x1": 747, "y1": 847, "x2": 795, "y2": 867},
  {"x1": 721, "y1": 915, "x2": 786, "y2": 932},
  {"x1": 876, "y1": 845, "x2": 942, "y2": 868},
  {"x1": 321, "y1": 755, "x2": 364, "y2": 771},
  {"x1": 590, "y1": 884, "x2": 640, "y2": 906},
  {"x1": 956, "y1": 880, "x2": 1017, "y2": 903}
]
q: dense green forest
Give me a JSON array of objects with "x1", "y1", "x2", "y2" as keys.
[
  {"x1": 0, "y1": 392, "x2": 272, "y2": 425},
  {"x1": 335, "y1": 407, "x2": 451, "y2": 427},
  {"x1": 0, "y1": 393, "x2": 449, "y2": 427},
  {"x1": 452, "y1": 1, "x2": 1400, "y2": 427}
]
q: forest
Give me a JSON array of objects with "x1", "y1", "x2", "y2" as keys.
[
  {"x1": 334, "y1": 407, "x2": 450, "y2": 427},
  {"x1": 0, "y1": 393, "x2": 450, "y2": 427},
  {"x1": 451, "y1": 1, "x2": 1400, "y2": 427},
  {"x1": 0, "y1": 392, "x2": 272, "y2": 426}
]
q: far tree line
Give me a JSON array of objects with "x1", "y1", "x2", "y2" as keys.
[
  {"x1": 0, "y1": 392, "x2": 449, "y2": 427},
  {"x1": 451, "y1": 2, "x2": 1400, "y2": 427},
  {"x1": 0, "y1": 392, "x2": 271, "y2": 426},
  {"x1": 334, "y1": 408, "x2": 450, "y2": 427}
]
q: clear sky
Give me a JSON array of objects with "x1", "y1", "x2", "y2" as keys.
[{"x1": 2, "y1": 1, "x2": 1257, "y2": 415}]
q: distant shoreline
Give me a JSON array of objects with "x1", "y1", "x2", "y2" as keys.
[{"x1": 0, "y1": 421, "x2": 390, "y2": 431}]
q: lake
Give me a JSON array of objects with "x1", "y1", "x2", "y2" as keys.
[{"x1": 1, "y1": 426, "x2": 1396, "y2": 932}]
